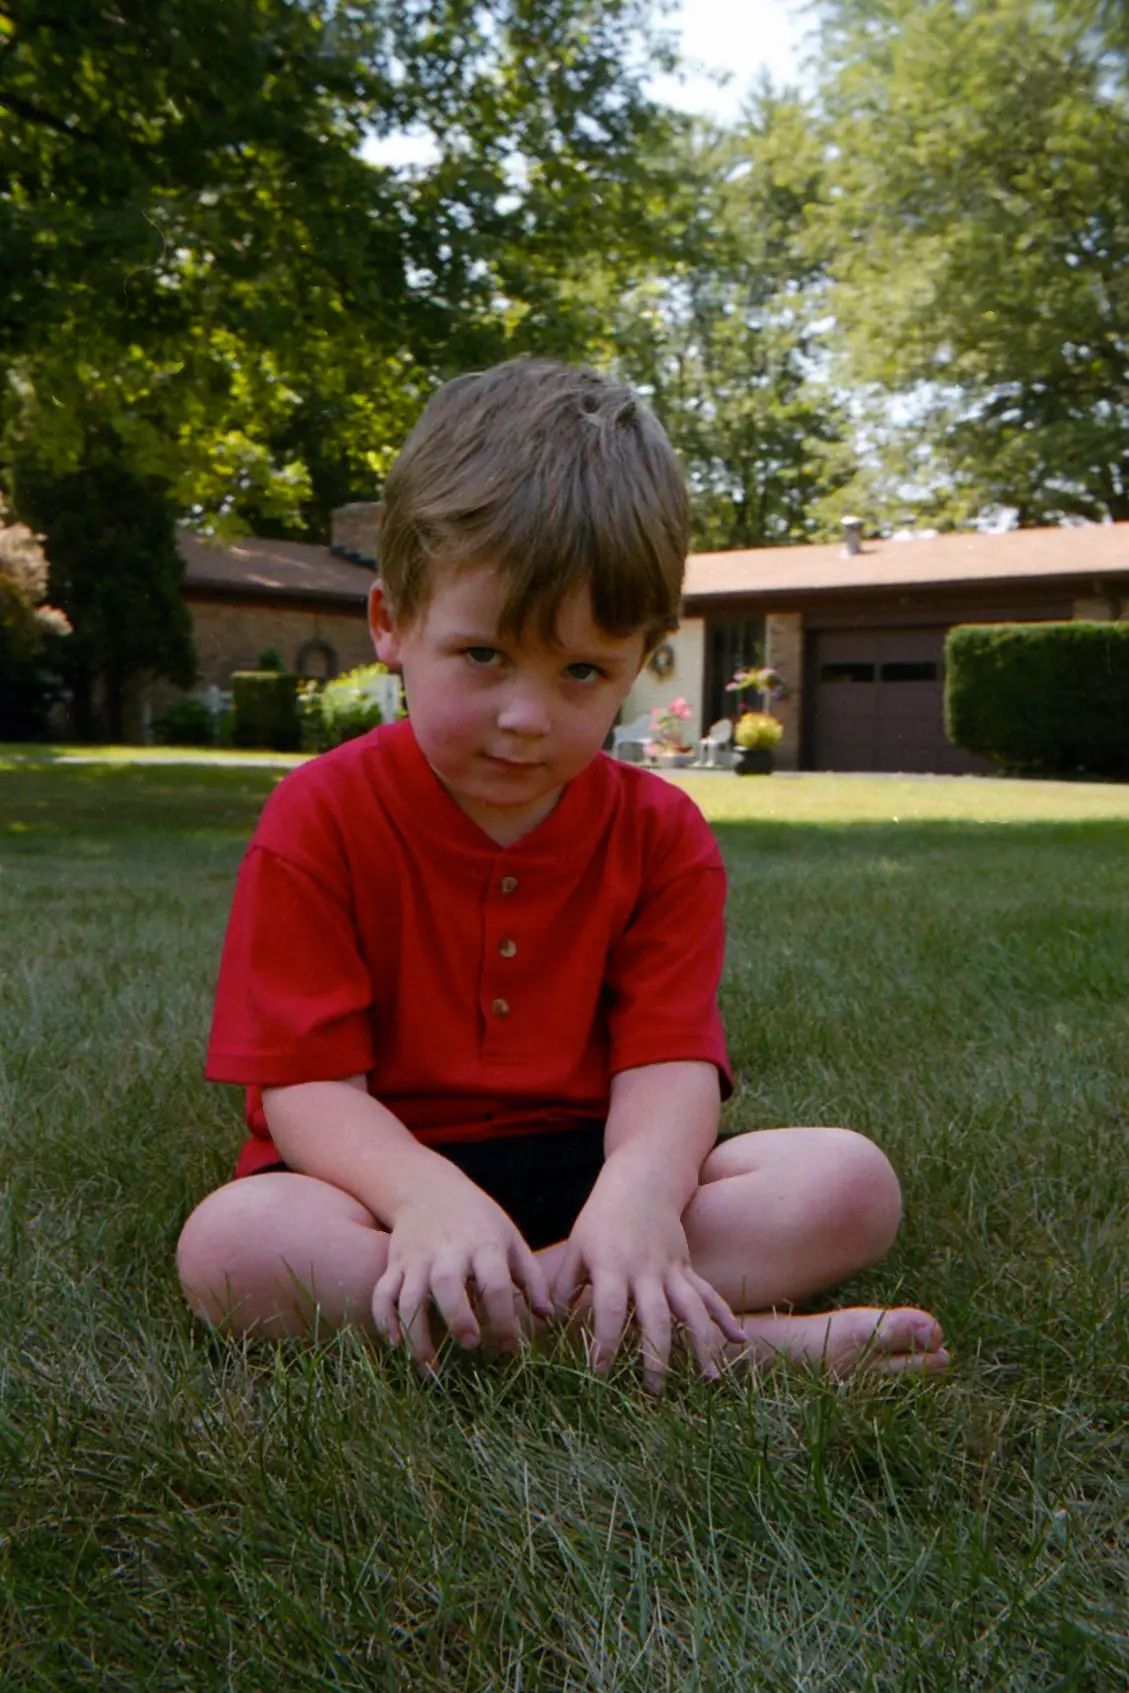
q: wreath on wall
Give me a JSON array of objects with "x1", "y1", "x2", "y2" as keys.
[{"x1": 647, "y1": 641, "x2": 675, "y2": 681}]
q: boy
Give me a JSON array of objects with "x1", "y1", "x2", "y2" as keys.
[{"x1": 178, "y1": 359, "x2": 947, "y2": 1390}]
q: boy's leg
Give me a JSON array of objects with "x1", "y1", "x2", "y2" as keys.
[
  {"x1": 177, "y1": 1173, "x2": 389, "y2": 1338},
  {"x1": 679, "y1": 1127, "x2": 948, "y2": 1374}
]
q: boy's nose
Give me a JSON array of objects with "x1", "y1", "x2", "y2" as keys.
[{"x1": 496, "y1": 683, "x2": 552, "y2": 738}]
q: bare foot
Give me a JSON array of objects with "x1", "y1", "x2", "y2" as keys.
[{"x1": 732, "y1": 1306, "x2": 949, "y2": 1377}]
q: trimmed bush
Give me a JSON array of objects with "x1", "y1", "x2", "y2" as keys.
[
  {"x1": 152, "y1": 696, "x2": 216, "y2": 747},
  {"x1": 945, "y1": 621, "x2": 1129, "y2": 776},
  {"x1": 231, "y1": 670, "x2": 301, "y2": 751},
  {"x1": 299, "y1": 662, "x2": 391, "y2": 753}
]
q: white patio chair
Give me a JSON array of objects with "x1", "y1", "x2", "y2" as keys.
[
  {"x1": 611, "y1": 714, "x2": 653, "y2": 762},
  {"x1": 697, "y1": 718, "x2": 734, "y2": 767}
]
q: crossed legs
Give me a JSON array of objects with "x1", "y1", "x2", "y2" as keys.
[{"x1": 176, "y1": 1126, "x2": 947, "y2": 1374}]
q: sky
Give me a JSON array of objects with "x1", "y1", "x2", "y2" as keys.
[
  {"x1": 362, "y1": 0, "x2": 812, "y2": 169},
  {"x1": 649, "y1": 0, "x2": 812, "y2": 123}
]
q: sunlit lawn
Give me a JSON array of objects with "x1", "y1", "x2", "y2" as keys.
[{"x1": 1, "y1": 747, "x2": 1126, "y2": 1689}]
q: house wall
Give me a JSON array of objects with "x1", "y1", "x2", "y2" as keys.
[
  {"x1": 135, "y1": 594, "x2": 375, "y2": 736},
  {"x1": 620, "y1": 616, "x2": 707, "y2": 746},
  {"x1": 188, "y1": 596, "x2": 375, "y2": 688},
  {"x1": 764, "y1": 612, "x2": 803, "y2": 771}
]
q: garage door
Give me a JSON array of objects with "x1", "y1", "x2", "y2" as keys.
[{"x1": 810, "y1": 628, "x2": 991, "y2": 773}]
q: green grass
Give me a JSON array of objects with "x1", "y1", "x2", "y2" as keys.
[{"x1": 1, "y1": 751, "x2": 1127, "y2": 1690}]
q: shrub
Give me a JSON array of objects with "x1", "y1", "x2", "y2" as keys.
[
  {"x1": 299, "y1": 663, "x2": 391, "y2": 753},
  {"x1": 231, "y1": 670, "x2": 301, "y2": 751},
  {"x1": 734, "y1": 711, "x2": 783, "y2": 750},
  {"x1": 258, "y1": 646, "x2": 285, "y2": 673},
  {"x1": 945, "y1": 621, "x2": 1129, "y2": 776},
  {"x1": 152, "y1": 696, "x2": 216, "y2": 747}
]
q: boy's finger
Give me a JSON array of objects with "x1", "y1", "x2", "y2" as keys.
[
  {"x1": 666, "y1": 1279, "x2": 725, "y2": 1378},
  {"x1": 371, "y1": 1267, "x2": 404, "y2": 1344},
  {"x1": 470, "y1": 1246, "x2": 522, "y2": 1351},
  {"x1": 511, "y1": 1245, "x2": 554, "y2": 1319},
  {"x1": 632, "y1": 1280, "x2": 672, "y2": 1394},
  {"x1": 587, "y1": 1280, "x2": 629, "y2": 1374},
  {"x1": 399, "y1": 1275, "x2": 440, "y2": 1366},
  {"x1": 549, "y1": 1247, "x2": 583, "y2": 1318},
  {"x1": 429, "y1": 1264, "x2": 481, "y2": 1351},
  {"x1": 684, "y1": 1270, "x2": 745, "y2": 1345}
]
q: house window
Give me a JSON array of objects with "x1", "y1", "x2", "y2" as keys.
[
  {"x1": 821, "y1": 661, "x2": 876, "y2": 684},
  {"x1": 297, "y1": 638, "x2": 338, "y2": 680},
  {"x1": 880, "y1": 661, "x2": 940, "y2": 682},
  {"x1": 707, "y1": 618, "x2": 765, "y2": 725}
]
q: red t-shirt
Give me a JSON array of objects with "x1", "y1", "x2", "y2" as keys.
[{"x1": 207, "y1": 719, "x2": 731, "y2": 1174}]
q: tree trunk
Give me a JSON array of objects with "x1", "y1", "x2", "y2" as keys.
[
  {"x1": 106, "y1": 673, "x2": 126, "y2": 743},
  {"x1": 70, "y1": 662, "x2": 95, "y2": 742}
]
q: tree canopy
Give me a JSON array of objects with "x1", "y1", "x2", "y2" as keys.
[
  {"x1": 0, "y1": 0, "x2": 684, "y2": 533},
  {"x1": 607, "y1": 96, "x2": 856, "y2": 552},
  {"x1": 812, "y1": 0, "x2": 1129, "y2": 525},
  {"x1": 7, "y1": 0, "x2": 1126, "y2": 739}
]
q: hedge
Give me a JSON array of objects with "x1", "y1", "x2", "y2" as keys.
[
  {"x1": 231, "y1": 670, "x2": 301, "y2": 751},
  {"x1": 945, "y1": 621, "x2": 1129, "y2": 776},
  {"x1": 298, "y1": 662, "x2": 389, "y2": 753}
]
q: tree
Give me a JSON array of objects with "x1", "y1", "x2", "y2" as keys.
[
  {"x1": 813, "y1": 0, "x2": 1129, "y2": 526},
  {"x1": 14, "y1": 465, "x2": 195, "y2": 740},
  {"x1": 0, "y1": 0, "x2": 684, "y2": 533},
  {"x1": 604, "y1": 97, "x2": 857, "y2": 551},
  {"x1": 0, "y1": 495, "x2": 68, "y2": 658},
  {"x1": 1, "y1": 0, "x2": 689, "y2": 734},
  {"x1": 0, "y1": 494, "x2": 70, "y2": 738}
]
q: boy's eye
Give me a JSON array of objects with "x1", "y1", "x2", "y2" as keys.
[
  {"x1": 563, "y1": 662, "x2": 605, "y2": 684},
  {"x1": 464, "y1": 647, "x2": 502, "y2": 667}
]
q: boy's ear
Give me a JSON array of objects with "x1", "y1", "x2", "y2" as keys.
[{"x1": 368, "y1": 579, "x2": 402, "y2": 666}]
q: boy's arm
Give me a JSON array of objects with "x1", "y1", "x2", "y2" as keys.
[
  {"x1": 551, "y1": 1061, "x2": 744, "y2": 1391},
  {"x1": 262, "y1": 1079, "x2": 553, "y2": 1364}
]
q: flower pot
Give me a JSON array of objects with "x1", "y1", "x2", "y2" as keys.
[
  {"x1": 733, "y1": 747, "x2": 774, "y2": 775},
  {"x1": 656, "y1": 749, "x2": 694, "y2": 768}
]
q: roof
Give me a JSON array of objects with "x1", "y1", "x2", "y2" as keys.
[
  {"x1": 682, "y1": 521, "x2": 1129, "y2": 603},
  {"x1": 178, "y1": 518, "x2": 1129, "y2": 612},
  {"x1": 179, "y1": 533, "x2": 375, "y2": 604}
]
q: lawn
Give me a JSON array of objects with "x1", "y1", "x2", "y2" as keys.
[{"x1": 1, "y1": 749, "x2": 1126, "y2": 1691}]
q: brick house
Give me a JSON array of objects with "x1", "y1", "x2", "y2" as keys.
[
  {"x1": 619, "y1": 522, "x2": 1129, "y2": 773},
  {"x1": 139, "y1": 505, "x2": 382, "y2": 731},
  {"x1": 159, "y1": 507, "x2": 1129, "y2": 772}
]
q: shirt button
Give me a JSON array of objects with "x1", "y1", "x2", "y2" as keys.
[
  {"x1": 491, "y1": 998, "x2": 510, "y2": 1017},
  {"x1": 498, "y1": 938, "x2": 517, "y2": 959},
  {"x1": 499, "y1": 876, "x2": 518, "y2": 894}
]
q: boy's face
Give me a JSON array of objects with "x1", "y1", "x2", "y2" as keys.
[{"x1": 369, "y1": 561, "x2": 646, "y2": 842}]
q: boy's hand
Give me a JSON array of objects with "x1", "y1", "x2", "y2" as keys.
[
  {"x1": 372, "y1": 1179, "x2": 553, "y2": 1370},
  {"x1": 552, "y1": 1190, "x2": 744, "y2": 1394}
]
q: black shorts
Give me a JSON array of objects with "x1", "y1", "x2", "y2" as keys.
[{"x1": 252, "y1": 1121, "x2": 606, "y2": 1251}]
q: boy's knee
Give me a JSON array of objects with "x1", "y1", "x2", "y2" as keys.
[
  {"x1": 825, "y1": 1129, "x2": 903, "y2": 1263},
  {"x1": 176, "y1": 1180, "x2": 277, "y2": 1324}
]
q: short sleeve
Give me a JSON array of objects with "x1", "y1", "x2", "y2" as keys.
[
  {"x1": 206, "y1": 844, "x2": 377, "y2": 1086},
  {"x1": 602, "y1": 798, "x2": 732, "y2": 1094}
]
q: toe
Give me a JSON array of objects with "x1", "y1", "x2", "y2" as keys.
[
  {"x1": 870, "y1": 1346, "x2": 950, "y2": 1376},
  {"x1": 876, "y1": 1308, "x2": 944, "y2": 1354}
]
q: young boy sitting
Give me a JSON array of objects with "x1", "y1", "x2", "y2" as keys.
[{"x1": 177, "y1": 358, "x2": 948, "y2": 1390}]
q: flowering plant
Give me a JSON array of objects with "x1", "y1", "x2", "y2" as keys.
[
  {"x1": 726, "y1": 665, "x2": 787, "y2": 706},
  {"x1": 647, "y1": 695, "x2": 693, "y2": 754}
]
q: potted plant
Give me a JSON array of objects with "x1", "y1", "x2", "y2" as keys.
[
  {"x1": 646, "y1": 696, "x2": 694, "y2": 766},
  {"x1": 733, "y1": 710, "x2": 783, "y2": 775}
]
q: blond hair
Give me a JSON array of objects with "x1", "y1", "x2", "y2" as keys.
[{"x1": 377, "y1": 358, "x2": 687, "y2": 651}]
